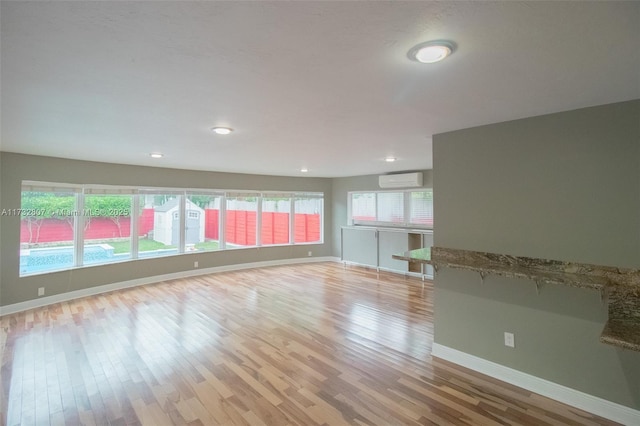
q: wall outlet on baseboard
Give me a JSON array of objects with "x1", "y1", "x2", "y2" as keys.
[
  {"x1": 308, "y1": 251, "x2": 312, "y2": 257},
  {"x1": 38, "y1": 287, "x2": 45, "y2": 297},
  {"x1": 194, "y1": 261, "x2": 199, "y2": 268},
  {"x1": 504, "y1": 332, "x2": 515, "y2": 348}
]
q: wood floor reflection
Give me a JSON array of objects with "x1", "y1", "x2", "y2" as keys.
[{"x1": 1, "y1": 262, "x2": 618, "y2": 425}]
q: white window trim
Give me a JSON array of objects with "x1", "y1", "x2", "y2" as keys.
[
  {"x1": 348, "y1": 189, "x2": 433, "y2": 230},
  {"x1": 19, "y1": 183, "x2": 324, "y2": 276}
]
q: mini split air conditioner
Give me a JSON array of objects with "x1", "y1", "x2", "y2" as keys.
[{"x1": 378, "y1": 172, "x2": 423, "y2": 189}]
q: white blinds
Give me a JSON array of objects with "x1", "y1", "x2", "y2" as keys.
[
  {"x1": 349, "y1": 189, "x2": 433, "y2": 228},
  {"x1": 377, "y1": 192, "x2": 404, "y2": 223},
  {"x1": 21, "y1": 181, "x2": 80, "y2": 193},
  {"x1": 409, "y1": 191, "x2": 433, "y2": 225}
]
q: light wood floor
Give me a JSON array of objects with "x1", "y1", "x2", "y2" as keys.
[{"x1": 1, "y1": 262, "x2": 618, "y2": 425}]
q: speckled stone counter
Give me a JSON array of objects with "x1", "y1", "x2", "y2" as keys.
[
  {"x1": 393, "y1": 246, "x2": 640, "y2": 352},
  {"x1": 601, "y1": 319, "x2": 640, "y2": 351}
]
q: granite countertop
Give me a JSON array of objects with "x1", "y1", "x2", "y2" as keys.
[
  {"x1": 394, "y1": 248, "x2": 609, "y2": 290},
  {"x1": 393, "y1": 246, "x2": 640, "y2": 352},
  {"x1": 600, "y1": 320, "x2": 640, "y2": 351},
  {"x1": 393, "y1": 247, "x2": 432, "y2": 263}
]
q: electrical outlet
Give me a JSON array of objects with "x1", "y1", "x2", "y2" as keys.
[
  {"x1": 38, "y1": 287, "x2": 45, "y2": 296},
  {"x1": 504, "y1": 332, "x2": 515, "y2": 348},
  {"x1": 194, "y1": 261, "x2": 199, "y2": 268},
  {"x1": 308, "y1": 251, "x2": 312, "y2": 257}
]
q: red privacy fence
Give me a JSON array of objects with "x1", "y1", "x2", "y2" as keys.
[
  {"x1": 21, "y1": 209, "x2": 321, "y2": 244},
  {"x1": 20, "y1": 209, "x2": 154, "y2": 243},
  {"x1": 206, "y1": 210, "x2": 320, "y2": 245}
]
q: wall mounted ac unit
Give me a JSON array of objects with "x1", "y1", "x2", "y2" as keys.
[{"x1": 378, "y1": 172, "x2": 423, "y2": 189}]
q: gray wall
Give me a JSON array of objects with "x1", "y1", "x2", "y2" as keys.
[
  {"x1": 331, "y1": 170, "x2": 433, "y2": 256},
  {"x1": 433, "y1": 100, "x2": 640, "y2": 409},
  {"x1": 1, "y1": 152, "x2": 434, "y2": 305},
  {"x1": 0, "y1": 153, "x2": 333, "y2": 306}
]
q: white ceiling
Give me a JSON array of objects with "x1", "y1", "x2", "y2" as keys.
[{"x1": 1, "y1": 1, "x2": 639, "y2": 178}]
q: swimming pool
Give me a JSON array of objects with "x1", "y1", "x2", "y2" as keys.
[{"x1": 19, "y1": 245, "x2": 179, "y2": 275}]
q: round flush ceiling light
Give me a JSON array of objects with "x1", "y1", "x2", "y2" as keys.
[
  {"x1": 150, "y1": 153, "x2": 164, "y2": 158},
  {"x1": 385, "y1": 157, "x2": 396, "y2": 163},
  {"x1": 408, "y1": 40, "x2": 455, "y2": 63},
  {"x1": 211, "y1": 127, "x2": 233, "y2": 135},
  {"x1": 300, "y1": 168, "x2": 308, "y2": 173}
]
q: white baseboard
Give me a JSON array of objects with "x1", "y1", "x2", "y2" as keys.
[
  {"x1": 432, "y1": 343, "x2": 640, "y2": 426},
  {"x1": 0, "y1": 256, "x2": 340, "y2": 316}
]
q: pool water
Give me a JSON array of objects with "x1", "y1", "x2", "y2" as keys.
[{"x1": 20, "y1": 245, "x2": 179, "y2": 275}]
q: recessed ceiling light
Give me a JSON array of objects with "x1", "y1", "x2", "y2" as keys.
[
  {"x1": 385, "y1": 157, "x2": 396, "y2": 163},
  {"x1": 408, "y1": 40, "x2": 455, "y2": 63},
  {"x1": 211, "y1": 127, "x2": 233, "y2": 135},
  {"x1": 150, "y1": 153, "x2": 164, "y2": 158},
  {"x1": 300, "y1": 168, "x2": 308, "y2": 173}
]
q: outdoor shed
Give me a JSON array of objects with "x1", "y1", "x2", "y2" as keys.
[{"x1": 153, "y1": 198, "x2": 205, "y2": 246}]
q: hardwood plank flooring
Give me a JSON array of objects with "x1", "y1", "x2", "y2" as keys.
[{"x1": 0, "y1": 262, "x2": 619, "y2": 425}]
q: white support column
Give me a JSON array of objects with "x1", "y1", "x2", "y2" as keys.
[
  {"x1": 178, "y1": 195, "x2": 186, "y2": 254},
  {"x1": 256, "y1": 194, "x2": 262, "y2": 247},
  {"x1": 219, "y1": 195, "x2": 226, "y2": 249},
  {"x1": 74, "y1": 192, "x2": 84, "y2": 267},
  {"x1": 131, "y1": 195, "x2": 139, "y2": 259},
  {"x1": 290, "y1": 197, "x2": 296, "y2": 244}
]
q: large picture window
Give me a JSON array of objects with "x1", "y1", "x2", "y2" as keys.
[
  {"x1": 294, "y1": 194, "x2": 323, "y2": 244},
  {"x1": 20, "y1": 188, "x2": 78, "y2": 275},
  {"x1": 187, "y1": 193, "x2": 222, "y2": 252},
  {"x1": 139, "y1": 193, "x2": 180, "y2": 258},
  {"x1": 349, "y1": 189, "x2": 433, "y2": 228},
  {"x1": 83, "y1": 193, "x2": 133, "y2": 265},
  {"x1": 18, "y1": 182, "x2": 323, "y2": 276},
  {"x1": 262, "y1": 195, "x2": 291, "y2": 246},
  {"x1": 226, "y1": 194, "x2": 258, "y2": 248}
]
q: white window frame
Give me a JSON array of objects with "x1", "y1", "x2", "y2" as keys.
[
  {"x1": 19, "y1": 182, "x2": 324, "y2": 276},
  {"x1": 260, "y1": 193, "x2": 293, "y2": 247},
  {"x1": 348, "y1": 189, "x2": 433, "y2": 229},
  {"x1": 294, "y1": 193, "x2": 324, "y2": 244}
]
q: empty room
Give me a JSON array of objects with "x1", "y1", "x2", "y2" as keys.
[{"x1": 1, "y1": 1, "x2": 639, "y2": 425}]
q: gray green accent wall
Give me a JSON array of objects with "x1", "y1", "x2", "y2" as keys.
[
  {"x1": 433, "y1": 100, "x2": 640, "y2": 409},
  {"x1": 0, "y1": 153, "x2": 333, "y2": 306}
]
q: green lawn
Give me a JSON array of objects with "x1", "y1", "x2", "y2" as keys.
[
  {"x1": 194, "y1": 241, "x2": 219, "y2": 251},
  {"x1": 109, "y1": 239, "x2": 219, "y2": 254},
  {"x1": 117, "y1": 239, "x2": 176, "y2": 254},
  {"x1": 29, "y1": 239, "x2": 218, "y2": 254}
]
